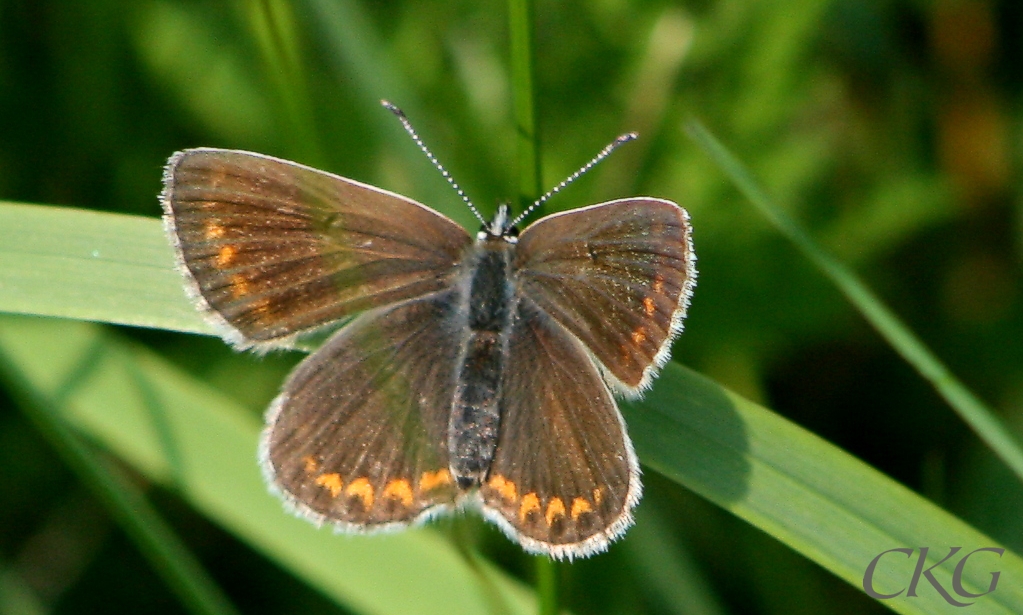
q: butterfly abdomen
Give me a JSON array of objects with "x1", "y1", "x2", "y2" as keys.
[{"x1": 449, "y1": 236, "x2": 516, "y2": 489}]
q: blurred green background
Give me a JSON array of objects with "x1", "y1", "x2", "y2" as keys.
[{"x1": 1, "y1": 0, "x2": 1021, "y2": 613}]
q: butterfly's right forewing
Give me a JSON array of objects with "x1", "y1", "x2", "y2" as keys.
[{"x1": 513, "y1": 198, "x2": 694, "y2": 393}]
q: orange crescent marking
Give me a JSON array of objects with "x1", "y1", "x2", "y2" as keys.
[
  {"x1": 314, "y1": 473, "x2": 343, "y2": 497},
  {"x1": 571, "y1": 497, "x2": 593, "y2": 520},
  {"x1": 419, "y1": 469, "x2": 453, "y2": 492},
  {"x1": 545, "y1": 498, "x2": 566, "y2": 526},
  {"x1": 383, "y1": 479, "x2": 414, "y2": 506},
  {"x1": 488, "y1": 475, "x2": 518, "y2": 503},
  {"x1": 345, "y1": 477, "x2": 375, "y2": 509},
  {"x1": 519, "y1": 493, "x2": 541, "y2": 523}
]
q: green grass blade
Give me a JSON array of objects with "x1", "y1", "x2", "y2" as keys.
[
  {"x1": 0, "y1": 315, "x2": 534, "y2": 615},
  {"x1": 508, "y1": 0, "x2": 541, "y2": 213},
  {"x1": 684, "y1": 119, "x2": 1023, "y2": 486},
  {"x1": 2, "y1": 202, "x2": 1021, "y2": 610},
  {"x1": 0, "y1": 337, "x2": 241, "y2": 615},
  {"x1": 0, "y1": 202, "x2": 210, "y2": 336},
  {"x1": 627, "y1": 365, "x2": 1023, "y2": 614},
  {"x1": 303, "y1": 0, "x2": 413, "y2": 111},
  {"x1": 625, "y1": 504, "x2": 727, "y2": 615},
  {"x1": 532, "y1": 556, "x2": 556, "y2": 615},
  {"x1": 0, "y1": 565, "x2": 47, "y2": 615},
  {"x1": 243, "y1": 0, "x2": 324, "y2": 166}
]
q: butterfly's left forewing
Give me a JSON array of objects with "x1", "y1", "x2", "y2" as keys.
[
  {"x1": 261, "y1": 291, "x2": 465, "y2": 529},
  {"x1": 162, "y1": 148, "x2": 472, "y2": 350}
]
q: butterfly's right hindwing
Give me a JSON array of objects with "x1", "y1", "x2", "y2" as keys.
[{"x1": 478, "y1": 296, "x2": 639, "y2": 559}]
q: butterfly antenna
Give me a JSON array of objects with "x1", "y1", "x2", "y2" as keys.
[
  {"x1": 381, "y1": 100, "x2": 486, "y2": 225},
  {"x1": 509, "y1": 132, "x2": 639, "y2": 228}
]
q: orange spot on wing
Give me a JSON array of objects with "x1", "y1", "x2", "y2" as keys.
[
  {"x1": 302, "y1": 455, "x2": 319, "y2": 474},
  {"x1": 545, "y1": 498, "x2": 566, "y2": 525},
  {"x1": 230, "y1": 274, "x2": 251, "y2": 297},
  {"x1": 488, "y1": 475, "x2": 518, "y2": 503},
  {"x1": 571, "y1": 497, "x2": 593, "y2": 520},
  {"x1": 229, "y1": 275, "x2": 272, "y2": 320},
  {"x1": 314, "y1": 473, "x2": 343, "y2": 497},
  {"x1": 643, "y1": 296, "x2": 656, "y2": 316},
  {"x1": 519, "y1": 493, "x2": 541, "y2": 522},
  {"x1": 419, "y1": 469, "x2": 453, "y2": 492},
  {"x1": 383, "y1": 479, "x2": 414, "y2": 506},
  {"x1": 205, "y1": 223, "x2": 226, "y2": 239},
  {"x1": 217, "y1": 245, "x2": 237, "y2": 267},
  {"x1": 346, "y1": 477, "x2": 375, "y2": 509},
  {"x1": 631, "y1": 327, "x2": 647, "y2": 344},
  {"x1": 653, "y1": 275, "x2": 665, "y2": 294}
]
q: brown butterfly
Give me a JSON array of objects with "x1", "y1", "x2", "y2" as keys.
[{"x1": 160, "y1": 103, "x2": 696, "y2": 559}]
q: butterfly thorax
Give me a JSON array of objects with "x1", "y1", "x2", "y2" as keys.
[{"x1": 449, "y1": 229, "x2": 517, "y2": 489}]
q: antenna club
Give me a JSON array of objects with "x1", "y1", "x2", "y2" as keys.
[{"x1": 380, "y1": 100, "x2": 403, "y2": 116}]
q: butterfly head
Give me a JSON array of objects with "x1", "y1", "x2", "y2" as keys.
[{"x1": 479, "y1": 203, "x2": 519, "y2": 242}]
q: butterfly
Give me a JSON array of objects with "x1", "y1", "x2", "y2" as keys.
[{"x1": 160, "y1": 102, "x2": 695, "y2": 560}]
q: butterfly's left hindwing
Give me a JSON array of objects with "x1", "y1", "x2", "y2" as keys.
[{"x1": 261, "y1": 291, "x2": 464, "y2": 529}]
